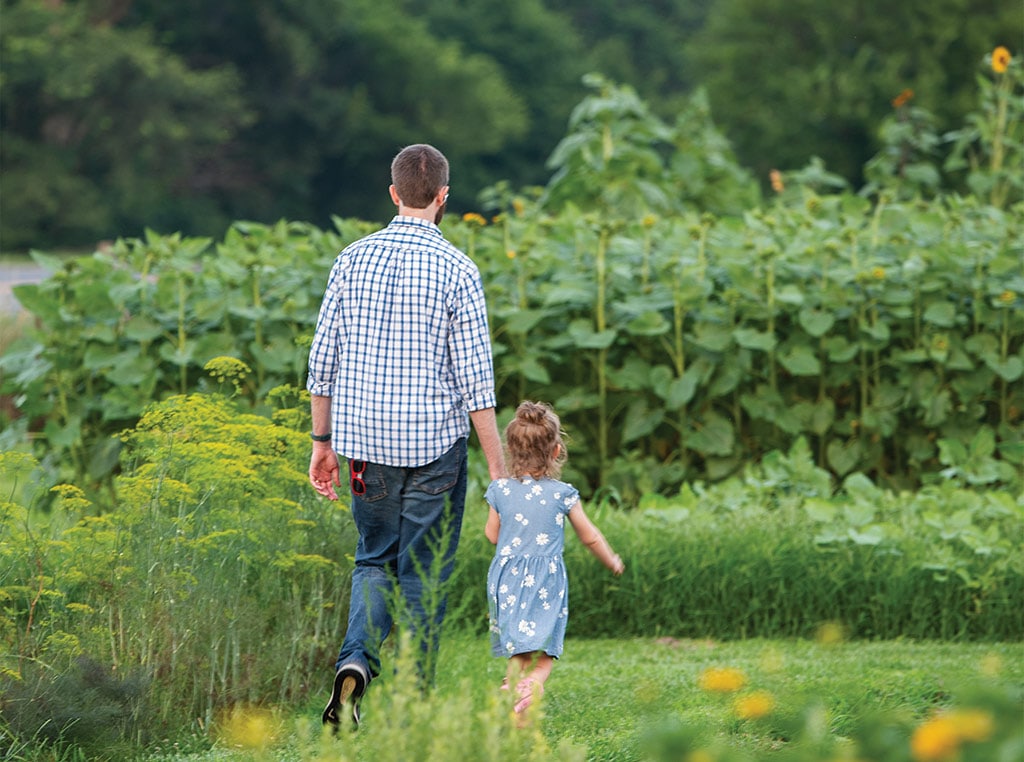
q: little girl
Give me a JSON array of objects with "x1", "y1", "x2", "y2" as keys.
[{"x1": 485, "y1": 401, "x2": 624, "y2": 717}]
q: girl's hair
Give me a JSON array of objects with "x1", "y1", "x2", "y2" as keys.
[{"x1": 504, "y1": 401, "x2": 568, "y2": 480}]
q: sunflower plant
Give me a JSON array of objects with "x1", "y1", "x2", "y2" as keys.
[{"x1": 945, "y1": 46, "x2": 1023, "y2": 208}]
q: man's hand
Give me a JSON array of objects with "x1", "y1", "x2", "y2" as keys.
[{"x1": 309, "y1": 443, "x2": 341, "y2": 500}]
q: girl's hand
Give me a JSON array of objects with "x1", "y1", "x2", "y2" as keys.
[{"x1": 610, "y1": 554, "x2": 625, "y2": 576}]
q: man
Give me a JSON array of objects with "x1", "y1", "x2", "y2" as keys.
[{"x1": 307, "y1": 144, "x2": 505, "y2": 730}]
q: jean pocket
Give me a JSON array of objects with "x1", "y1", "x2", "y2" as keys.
[
  {"x1": 410, "y1": 441, "x2": 466, "y2": 495},
  {"x1": 352, "y1": 463, "x2": 389, "y2": 503}
]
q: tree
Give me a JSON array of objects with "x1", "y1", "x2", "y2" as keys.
[
  {"x1": 0, "y1": 1, "x2": 251, "y2": 249},
  {"x1": 686, "y1": 0, "x2": 1023, "y2": 187},
  {"x1": 125, "y1": 0, "x2": 536, "y2": 225}
]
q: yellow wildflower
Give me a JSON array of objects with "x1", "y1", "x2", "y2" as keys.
[
  {"x1": 992, "y1": 46, "x2": 1011, "y2": 74},
  {"x1": 871, "y1": 266, "x2": 886, "y2": 280},
  {"x1": 950, "y1": 709, "x2": 994, "y2": 743},
  {"x1": 998, "y1": 290, "x2": 1014, "y2": 303},
  {"x1": 218, "y1": 706, "x2": 281, "y2": 750},
  {"x1": 892, "y1": 89, "x2": 914, "y2": 108},
  {"x1": 686, "y1": 751, "x2": 716, "y2": 762},
  {"x1": 816, "y1": 621, "x2": 846, "y2": 645},
  {"x1": 911, "y1": 715, "x2": 960, "y2": 761},
  {"x1": 462, "y1": 212, "x2": 486, "y2": 226},
  {"x1": 512, "y1": 198, "x2": 525, "y2": 216},
  {"x1": 697, "y1": 667, "x2": 747, "y2": 693},
  {"x1": 50, "y1": 484, "x2": 92, "y2": 513},
  {"x1": 642, "y1": 213, "x2": 658, "y2": 228},
  {"x1": 770, "y1": 169, "x2": 785, "y2": 193},
  {"x1": 506, "y1": 249, "x2": 516, "y2": 259},
  {"x1": 734, "y1": 690, "x2": 775, "y2": 720}
]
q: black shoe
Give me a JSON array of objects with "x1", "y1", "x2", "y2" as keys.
[{"x1": 322, "y1": 663, "x2": 369, "y2": 731}]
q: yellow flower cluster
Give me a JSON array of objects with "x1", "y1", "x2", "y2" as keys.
[
  {"x1": 911, "y1": 709, "x2": 994, "y2": 761},
  {"x1": 733, "y1": 690, "x2": 776, "y2": 720},
  {"x1": 697, "y1": 666, "x2": 747, "y2": 693},
  {"x1": 462, "y1": 212, "x2": 487, "y2": 226}
]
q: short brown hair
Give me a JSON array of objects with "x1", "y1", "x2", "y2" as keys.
[
  {"x1": 391, "y1": 144, "x2": 449, "y2": 208},
  {"x1": 504, "y1": 401, "x2": 568, "y2": 480}
]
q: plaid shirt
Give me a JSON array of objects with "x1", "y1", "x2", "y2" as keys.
[{"x1": 306, "y1": 216, "x2": 497, "y2": 467}]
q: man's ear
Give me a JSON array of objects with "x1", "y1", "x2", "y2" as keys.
[{"x1": 389, "y1": 185, "x2": 401, "y2": 206}]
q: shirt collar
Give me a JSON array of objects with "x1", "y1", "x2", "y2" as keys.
[{"x1": 390, "y1": 215, "x2": 441, "y2": 234}]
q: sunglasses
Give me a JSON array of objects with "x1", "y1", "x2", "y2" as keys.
[{"x1": 350, "y1": 459, "x2": 367, "y2": 496}]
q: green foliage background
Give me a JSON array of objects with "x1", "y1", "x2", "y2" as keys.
[{"x1": 1, "y1": 0, "x2": 1021, "y2": 249}]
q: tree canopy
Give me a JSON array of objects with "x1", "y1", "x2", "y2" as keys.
[{"x1": 1, "y1": 0, "x2": 1019, "y2": 249}]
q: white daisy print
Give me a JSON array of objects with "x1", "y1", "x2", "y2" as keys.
[
  {"x1": 549, "y1": 561, "x2": 558, "y2": 573},
  {"x1": 536, "y1": 533, "x2": 550, "y2": 546},
  {"x1": 512, "y1": 537, "x2": 522, "y2": 547},
  {"x1": 538, "y1": 588, "x2": 548, "y2": 600},
  {"x1": 555, "y1": 513, "x2": 564, "y2": 527},
  {"x1": 523, "y1": 574, "x2": 535, "y2": 587},
  {"x1": 500, "y1": 545, "x2": 512, "y2": 556},
  {"x1": 499, "y1": 584, "x2": 508, "y2": 595}
]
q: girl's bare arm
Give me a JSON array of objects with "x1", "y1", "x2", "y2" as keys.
[
  {"x1": 567, "y1": 502, "x2": 624, "y2": 575},
  {"x1": 485, "y1": 506, "x2": 501, "y2": 544}
]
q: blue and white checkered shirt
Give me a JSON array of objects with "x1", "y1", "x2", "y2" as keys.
[{"x1": 306, "y1": 215, "x2": 497, "y2": 467}]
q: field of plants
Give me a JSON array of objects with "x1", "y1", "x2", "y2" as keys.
[{"x1": 0, "y1": 51, "x2": 1021, "y2": 761}]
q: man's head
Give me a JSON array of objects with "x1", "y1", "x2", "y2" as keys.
[{"x1": 390, "y1": 144, "x2": 449, "y2": 209}]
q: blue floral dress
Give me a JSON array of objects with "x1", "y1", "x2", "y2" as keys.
[{"x1": 485, "y1": 477, "x2": 580, "y2": 658}]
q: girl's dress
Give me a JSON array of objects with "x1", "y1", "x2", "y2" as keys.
[{"x1": 485, "y1": 476, "x2": 579, "y2": 658}]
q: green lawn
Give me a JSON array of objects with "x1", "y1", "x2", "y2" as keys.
[{"x1": 142, "y1": 633, "x2": 1023, "y2": 762}]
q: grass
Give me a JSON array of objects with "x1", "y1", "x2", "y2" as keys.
[{"x1": 136, "y1": 632, "x2": 1023, "y2": 762}]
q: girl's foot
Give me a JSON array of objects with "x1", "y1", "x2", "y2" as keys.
[{"x1": 513, "y1": 677, "x2": 543, "y2": 714}]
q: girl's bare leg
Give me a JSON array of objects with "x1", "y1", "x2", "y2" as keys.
[
  {"x1": 527, "y1": 654, "x2": 553, "y2": 687},
  {"x1": 504, "y1": 652, "x2": 533, "y2": 690},
  {"x1": 513, "y1": 653, "x2": 553, "y2": 717}
]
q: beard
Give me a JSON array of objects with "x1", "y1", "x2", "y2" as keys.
[{"x1": 434, "y1": 201, "x2": 447, "y2": 225}]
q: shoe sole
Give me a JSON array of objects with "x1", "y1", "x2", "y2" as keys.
[{"x1": 322, "y1": 668, "x2": 366, "y2": 730}]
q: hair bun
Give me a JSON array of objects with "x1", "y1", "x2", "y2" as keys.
[{"x1": 516, "y1": 401, "x2": 547, "y2": 424}]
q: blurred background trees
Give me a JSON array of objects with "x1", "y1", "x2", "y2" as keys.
[{"x1": 1, "y1": 0, "x2": 1020, "y2": 250}]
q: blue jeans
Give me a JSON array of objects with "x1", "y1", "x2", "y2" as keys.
[{"x1": 335, "y1": 438, "x2": 468, "y2": 684}]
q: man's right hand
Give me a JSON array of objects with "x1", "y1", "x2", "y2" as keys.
[{"x1": 309, "y1": 443, "x2": 341, "y2": 500}]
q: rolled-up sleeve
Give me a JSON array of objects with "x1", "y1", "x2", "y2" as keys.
[
  {"x1": 306, "y1": 261, "x2": 342, "y2": 397},
  {"x1": 449, "y1": 267, "x2": 497, "y2": 412}
]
